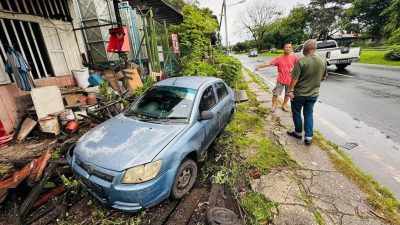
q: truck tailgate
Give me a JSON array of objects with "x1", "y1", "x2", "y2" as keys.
[{"x1": 330, "y1": 47, "x2": 361, "y2": 60}]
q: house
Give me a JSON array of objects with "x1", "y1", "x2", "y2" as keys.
[{"x1": 0, "y1": 0, "x2": 86, "y2": 133}]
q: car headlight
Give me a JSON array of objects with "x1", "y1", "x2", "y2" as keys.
[{"x1": 121, "y1": 160, "x2": 163, "y2": 184}]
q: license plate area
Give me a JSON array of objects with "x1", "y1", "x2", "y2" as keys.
[{"x1": 339, "y1": 59, "x2": 349, "y2": 63}]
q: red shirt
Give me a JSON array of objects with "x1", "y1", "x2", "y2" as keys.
[{"x1": 270, "y1": 54, "x2": 298, "y2": 85}]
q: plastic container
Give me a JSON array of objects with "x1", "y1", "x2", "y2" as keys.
[
  {"x1": 88, "y1": 73, "x2": 105, "y2": 86},
  {"x1": 72, "y1": 68, "x2": 90, "y2": 88},
  {"x1": 65, "y1": 121, "x2": 79, "y2": 133}
]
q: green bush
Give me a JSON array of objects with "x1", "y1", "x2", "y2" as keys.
[
  {"x1": 384, "y1": 45, "x2": 400, "y2": 61},
  {"x1": 215, "y1": 55, "x2": 242, "y2": 87},
  {"x1": 386, "y1": 29, "x2": 400, "y2": 45}
]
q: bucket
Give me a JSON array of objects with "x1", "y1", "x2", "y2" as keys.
[
  {"x1": 88, "y1": 73, "x2": 105, "y2": 86},
  {"x1": 72, "y1": 68, "x2": 90, "y2": 88},
  {"x1": 65, "y1": 121, "x2": 79, "y2": 133}
]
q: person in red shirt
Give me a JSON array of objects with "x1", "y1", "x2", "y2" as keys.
[{"x1": 255, "y1": 43, "x2": 298, "y2": 112}]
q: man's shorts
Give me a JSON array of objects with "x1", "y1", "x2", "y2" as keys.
[{"x1": 272, "y1": 81, "x2": 289, "y2": 96}]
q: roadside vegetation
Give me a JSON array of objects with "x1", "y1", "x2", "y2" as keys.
[
  {"x1": 205, "y1": 70, "x2": 297, "y2": 224},
  {"x1": 314, "y1": 132, "x2": 400, "y2": 224},
  {"x1": 358, "y1": 49, "x2": 400, "y2": 66}
]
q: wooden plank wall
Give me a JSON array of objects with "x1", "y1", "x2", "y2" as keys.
[{"x1": 0, "y1": 75, "x2": 76, "y2": 133}]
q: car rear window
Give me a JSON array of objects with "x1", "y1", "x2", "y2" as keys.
[{"x1": 317, "y1": 41, "x2": 337, "y2": 49}]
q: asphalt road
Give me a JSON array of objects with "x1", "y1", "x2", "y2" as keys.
[{"x1": 236, "y1": 55, "x2": 400, "y2": 199}]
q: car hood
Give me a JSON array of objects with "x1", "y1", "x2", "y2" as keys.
[{"x1": 74, "y1": 114, "x2": 186, "y2": 171}]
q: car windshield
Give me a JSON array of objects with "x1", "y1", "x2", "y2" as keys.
[
  {"x1": 317, "y1": 41, "x2": 337, "y2": 49},
  {"x1": 126, "y1": 86, "x2": 197, "y2": 121}
]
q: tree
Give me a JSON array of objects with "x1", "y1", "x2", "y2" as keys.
[
  {"x1": 345, "y1": 0, "x2": 393, "y2": 35},
  {"x1": 381, "y1": 0, "x2": 400, "y2": 33},
  {"x1": 239, "y1": 0, "x2": 281, "y2": 50}
]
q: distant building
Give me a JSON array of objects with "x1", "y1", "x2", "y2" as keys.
[{"x1": 328, "y1": 33, "x2": 360, "y2": 47}]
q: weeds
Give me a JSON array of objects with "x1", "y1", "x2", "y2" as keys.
[{"x1": 241, "y1": 192, "x2": 276, "y2": 225}]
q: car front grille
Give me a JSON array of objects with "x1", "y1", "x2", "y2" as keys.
[{"x1": 75, "y1": 158, "x2": 114, "y2": 182}]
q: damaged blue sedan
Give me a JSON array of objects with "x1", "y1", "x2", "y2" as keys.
[{"x1": 67, "y1": 76, "x2": 235, "y2": 212}]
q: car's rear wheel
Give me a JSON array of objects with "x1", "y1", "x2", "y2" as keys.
[{"x1": 170, "y1": 159, "x2": 197, "y2": 199}]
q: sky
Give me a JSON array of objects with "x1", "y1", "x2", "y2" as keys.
[{"x1": 198, "y1": 0, "x2": 310, "y2": 45}]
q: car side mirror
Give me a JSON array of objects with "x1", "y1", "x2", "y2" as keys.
[{"x1": 199, "y1": 111, "x2": 214, "y2": 120}]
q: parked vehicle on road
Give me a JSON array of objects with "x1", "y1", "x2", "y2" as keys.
[
  {"x1": 67, "y1": 76, "x2": 235, "y2": 212},
  {"x1": 248, "y1": 50, "x2": 258, "y2": 57},
  {"x1": 294, "y1": 40, "x2": 361, "y2": 70}
]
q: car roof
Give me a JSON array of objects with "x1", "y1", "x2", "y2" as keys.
[{"x1": 154, "y1": 76, "x2": 222, "y2": 90}]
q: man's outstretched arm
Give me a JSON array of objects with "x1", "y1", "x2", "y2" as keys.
[{"x1": 255, "y1": 62, "x2": 273, "y2": 71}]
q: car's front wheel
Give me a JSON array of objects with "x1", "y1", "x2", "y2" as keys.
[{"x1": 170, "y1": 159, "x2": 197, "y2": 199}]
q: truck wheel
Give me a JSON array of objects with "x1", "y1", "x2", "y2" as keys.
[
  {"x1": 336, "y1": 64, "x2": 349, "y2": 71},
  {"x1": 170, "y1": 159, "x2": 197, "y2": 199}
]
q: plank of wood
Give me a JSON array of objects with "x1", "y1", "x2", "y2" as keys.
[
  {"x1": 165, "y1": 188, "x2": 206, "y2": 225},
  {"x1": 17, "y1": 117, "x2": 37, "y2": 141},
  {"x1": 208, "y1": 183, "x2": 222, "y2": 208}
]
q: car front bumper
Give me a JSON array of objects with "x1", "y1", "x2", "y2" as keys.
[{"x1": 69, "y1": 156, "x2": 179, "y2": 212}]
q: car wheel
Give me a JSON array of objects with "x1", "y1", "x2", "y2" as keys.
[{"x1": 170, "y1": 159, "x2": 197, "y2": 199}]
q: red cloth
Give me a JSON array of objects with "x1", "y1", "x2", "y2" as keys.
[
  {"x1": 0, "y1": 121, "x2": 5, "y2": 136},
  {"x1": 270, "y1": 54, "x2": 298, "y2": 85}
]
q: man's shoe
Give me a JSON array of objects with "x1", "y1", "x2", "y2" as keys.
[
  {"x1": 287, "y1": 131, "x2": 302, "y2": 139},
  {"x1": 304, "y1": 138, "x2": 313, "y2": 145}
]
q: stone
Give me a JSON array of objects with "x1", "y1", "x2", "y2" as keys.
[
  {"x1": 273, "y1": 205, "x2": 318, "y2": 225},
  {"x1": 256, "y1": 95, "x2": 270, "y2": 102},
  {"x1": 341, "y1": 215, "x2": 385, "y2": 225}
]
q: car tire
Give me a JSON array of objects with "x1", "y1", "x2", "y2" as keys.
[{"x1": 170, "y1": 159, "x2": 197, "y2": 199}]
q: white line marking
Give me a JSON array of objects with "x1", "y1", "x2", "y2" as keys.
[{"x1": 328, "y1": 72, "x2": 353, "y2": 77}]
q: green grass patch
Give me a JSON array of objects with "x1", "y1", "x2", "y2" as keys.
[
  {"x1": 241, "y1": 192, "x2": 277, "y2": 225},
  {"x1": 314, "y1": 131, "x2": 400, "y2": 225},
  {"x1": 358, "y1": 50, "x2": 400, "y2": 66},
  {"x1": 248, "y1": 137, "x2": 297, "y2": 173},
  {"x1": 259, "y1": 51, "x2": 282, "y2": 57}
]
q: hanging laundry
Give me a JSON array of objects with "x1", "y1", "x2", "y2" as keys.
[{"x1": 5, "y1": 47, "x2": 35, "y2": 91}]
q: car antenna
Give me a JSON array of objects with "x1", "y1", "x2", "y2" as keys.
[{"x1": 172, "y1": 78, "x2": 178, "y2": 85}]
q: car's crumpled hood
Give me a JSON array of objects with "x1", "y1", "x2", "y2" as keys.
[{"x1": 74, "y1": 114, "x2": 186, "y2": 171}]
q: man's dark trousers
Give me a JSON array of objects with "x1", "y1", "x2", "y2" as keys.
[{"x1": 291, "y1": 96, "x2": 318, "y2": 138}]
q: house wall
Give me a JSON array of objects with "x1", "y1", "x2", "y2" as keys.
[{"x1": 0, "y1": 0, "x2": 86, "y2": 133}]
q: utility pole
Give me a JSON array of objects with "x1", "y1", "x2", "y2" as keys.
[{"x1": 223, "y1": 0, "x2": 228, "y2": 52}]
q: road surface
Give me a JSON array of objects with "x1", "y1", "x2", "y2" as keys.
[{"x1": 236, "y1": 55, "x2": 400, "y2": 199}]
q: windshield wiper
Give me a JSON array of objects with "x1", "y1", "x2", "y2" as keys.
[{"x1": 156, "y1": 116, "x2": 188, "y2": 122}]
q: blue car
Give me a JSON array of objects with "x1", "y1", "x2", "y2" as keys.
[{"x1": 67, "y1": 76, "x2": 235, "y2": 212}]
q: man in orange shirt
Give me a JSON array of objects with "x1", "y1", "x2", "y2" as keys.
[{"x1": 255, "y1": 43, "x2": 298, "y2": 112}]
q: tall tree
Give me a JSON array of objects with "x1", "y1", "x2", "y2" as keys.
[
  {"x1": 345, "y1": 0, "x2": 393, "y2": 35},
  {"x1": 381, "y1": 0, "x2": 400, "y2": 33},
  {"x1": 239, "y1": 0, "x2": 281, "y2": 50}
]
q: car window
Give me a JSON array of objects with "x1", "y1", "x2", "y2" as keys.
[
  {"x1": 317, "y1": 41, "x2": 337, "y2": 49},
  {"x1": 199, "y1": 86, "x2": 217, "y2": 112},
  {"x1": 127, "y1": 86, "x2": 196, "y2": 119},
  {"x1": 215, "y1": 82, "x2": 228, "y2": 101}
]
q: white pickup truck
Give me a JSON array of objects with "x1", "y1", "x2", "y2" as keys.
[{"x1": 294, "y1": 40, "x2": 361, "y2": 70}]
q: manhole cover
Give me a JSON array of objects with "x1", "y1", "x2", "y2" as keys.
[
  {"x1": 207, "y1": 207, "x2": 242, "y2": 225},
  {"x1": 341, "y1": 142, "x2": 358, "y2": 150}
]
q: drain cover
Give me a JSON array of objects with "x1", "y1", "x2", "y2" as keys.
[
  {"x1": 207, "y1": 207, "x2": 242, "y2": 225},
  {"x1": 341, "y1": 142, "x2": 358, "y2": 150}
]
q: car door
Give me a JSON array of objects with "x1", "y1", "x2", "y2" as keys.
[
  {"x1": 214, "y1": 82, "x2": 230, "y2": 129},
  {"x1": 198, "y1": 85, "x2": 219, "y2": 152}
]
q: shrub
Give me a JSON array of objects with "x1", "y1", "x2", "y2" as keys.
[
  {"x1": 384, "y1": 45, "x2": 400, "y2": 61},
  {"x1": 215, "y1": 55, "x2": 242, "y2": 87},
  {"x1": 386, "y1": 29, "x2": 400, "y2": 45}
]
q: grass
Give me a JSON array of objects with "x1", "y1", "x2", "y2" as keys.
[
  {"x1": 258, "y1": 52, "x2": 281, "y2": 57},
  {"x1": 358, "y1": 50, "x2": 400, "y2": 66},
  {"x1": 241, "y1": 192, "x2": 277, "y2": 225},
  {"x1": 314, "y1": 131, "x2": 400, "y2": 225}
]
